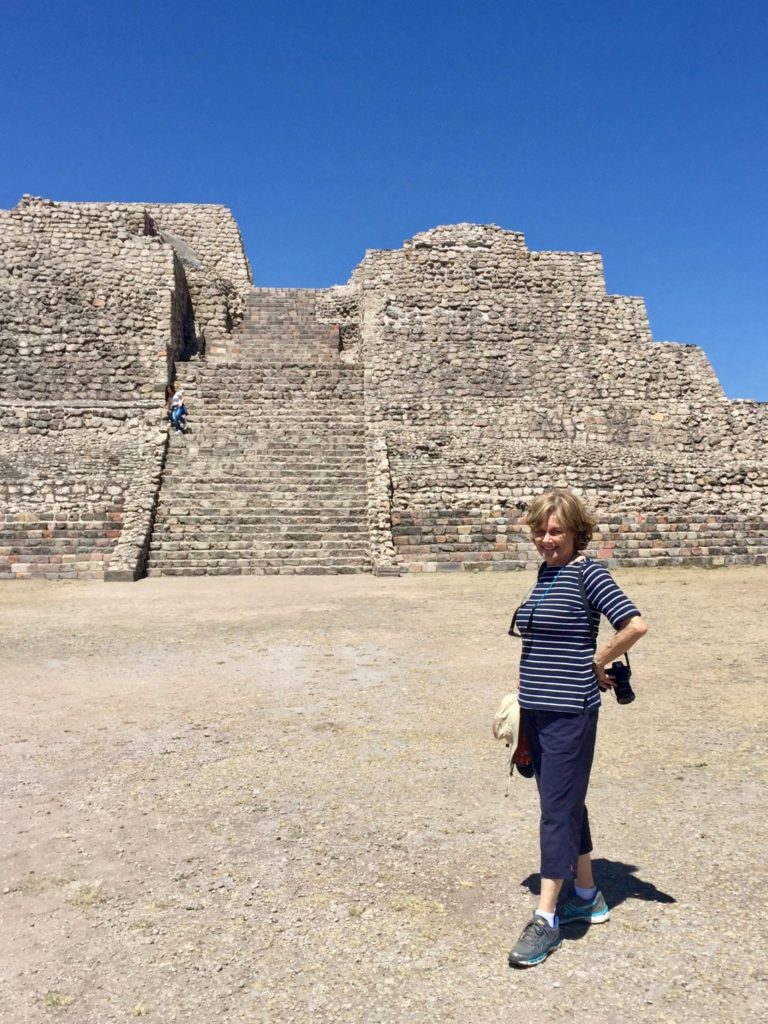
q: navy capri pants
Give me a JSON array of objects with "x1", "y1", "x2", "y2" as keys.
[{"x1": 521, "y1": 708, "x2": 598, "y2": 880}]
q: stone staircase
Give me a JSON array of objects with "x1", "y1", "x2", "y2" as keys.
[
  {"x1": 146, "y1": 290, "x2": 372, "y2": 575},
  {"x1": 210, "y1": 288, "x2": 341, "y2": 364}
]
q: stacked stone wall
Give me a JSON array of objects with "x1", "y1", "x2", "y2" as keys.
[
  {"x1": 387, "y1": 429, "x2": 768, "y2": 571},
  {"x1": 316, "y1": 284, "x2": 361, "y2": 364},
  {"x1": 388, "y1": 431, "x2": 765, "y2": 501},
  {"x1": 0, "y1": 196, "x2": 178, "y2": 402},
  {"x1": 146, "y1": 204, "x2": 252, "y2": 286},
  {"x1": 0, "y1": 412, "x2": 166, "y2": 580},
  {"x1": 146, "y1": 203, "x2": 252, "y2": 357},
  {"x1": 0, "y1": 196, "x2": 176, "y2": 579},
  {"x1": 391, "y1": 509, "x2": 768, "y2": 571},
  {"x1": 1, "y1": 202, "x2": 765, "y2": 577},
  {"x1": 346, "y1": 223, "x2": 767, "y2": 570}
]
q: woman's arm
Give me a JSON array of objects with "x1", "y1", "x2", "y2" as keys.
[{"x1": 594, "y1": 615, "x2": 648, "y2": 688}]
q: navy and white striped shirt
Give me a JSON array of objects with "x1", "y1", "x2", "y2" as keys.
[{"x1": 515, "y1": 557, "x2": 640, "y2": 714}]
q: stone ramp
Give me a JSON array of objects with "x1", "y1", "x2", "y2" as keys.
[{"x1": 145, "y1": 364, "x2": 371, "y2": 575}]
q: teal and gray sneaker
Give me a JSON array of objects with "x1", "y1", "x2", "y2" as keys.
[
  {"x1": 508, "y1": 914, "x2": 562, "y2": 968},
  {"x1": 558, "y1": 889, "x2": 610, "y2": 925}
]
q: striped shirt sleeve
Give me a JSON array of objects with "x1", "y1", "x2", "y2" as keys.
[{"x1": 582, "y1": 561, "x2": 640, "y2": 629}]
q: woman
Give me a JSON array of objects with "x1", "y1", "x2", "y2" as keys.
[
  {"x1": 507, "y1": 489, "x2": 647, "y2": 968},
  {"x1": 169, "y1": 389, "x2": 187, "y2": 433}
]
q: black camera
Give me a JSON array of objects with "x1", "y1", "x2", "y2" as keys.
[{"x1": 605, "y1": 659, "x2": 635, "y2": 705}]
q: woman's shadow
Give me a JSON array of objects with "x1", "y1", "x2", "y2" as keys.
[{"x1": 521, "y1": 859, "x2": 675, "y2": 938}]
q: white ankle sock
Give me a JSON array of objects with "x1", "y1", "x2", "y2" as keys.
[
  {"x1": 536, "y1": 909, "x2": 558, "y2": 927},
  {"x1": 575, "y1": 885, "x2": 597, "y2": 901}
]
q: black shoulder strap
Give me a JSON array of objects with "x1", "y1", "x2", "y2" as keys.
[{"x1": 574, "y1": 558, "x2": 598, "y2": 648}]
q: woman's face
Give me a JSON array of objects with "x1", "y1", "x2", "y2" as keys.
[{"x1": 532, "y1": 513, "x2": 576, "y2": 568}]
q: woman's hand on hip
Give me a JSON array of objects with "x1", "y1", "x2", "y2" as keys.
[{"x1": 593, "y1": 662, "x2": 614, "y2": 689}]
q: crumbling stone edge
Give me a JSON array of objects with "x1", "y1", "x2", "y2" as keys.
[
  {"x1": 366, "y1": 434, "x2": 403, "y2": 576},
  {"x1": 104, "y1": 418, "x2": 170, "y2": 582}
]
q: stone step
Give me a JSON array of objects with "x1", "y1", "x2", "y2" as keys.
[
  {"x1": 162, "y1": 468, "x2": 365, "y2": 479},
  {"x1": 153, "y1": 509, "x2": 366, "y2": 522},
  {"x1": 160, "y1": 462, "x2": 366, "y2": 474},
  {"x1": 179, "y1": 383, "x2": 363, "y2": 394},
  {"x1": 181, "y1": 408, "x2": 364, "y2": 419},
  {"x1": 150, "y1": 509, "x2": 368, "y2": 524},
  {"x1": 154, "y1": 317, "x2": 370, "y2": 575},
  {"x1": 163, "y1": 443, "x2": 366, "y2": 455},
  {"x1": 146, "y1": 564, "x2": 369, "y2": 576},
  {"x1": 165, "y1": 445, "x2": 365, "y2": 454},
  {"x1": 212, "y1": 288, "x2": 342, "y2": 364},
  {"x1": 177, "y1": 434, "x2": 365, "y2": 444},
  {"x1": 180, "y1": 394, "x2": 363, "y2": 404},
  {"x1": 151, "y1": 528, "x2": 367, "y2": 542},
  {"x1": 161, "y1": 461, "x2": 366, "y2": 472},
  {"x1": 178, "y1": 382, "x2": 363, "y2": 397},
  {"x1": 169, "y1": 443, "x2": 365, "y2": 455},
  {"x1": 175, "y1": 413, "x2": 363, "y2": 423},
  {"x1": 155, "y1": 478, "x2": 366, "y2": 491},
  {"x1": 146, "y1": 552, "x2": 370, "y2": 565},
  {"x1": 157, "y1": 484, "x2": 366, "y2": 498},
  {"x1": 175, "y1": 417, "x2": 364, "y2": 429},
  {"x1": 148, "y1": 543, "x2": 369, "y2": 557},
  {"x1": 172, "y1": 398, "x2": 363, "y2": 408},
  {"x1": 153, "y1": 515, "x2": 367, "y2": 529},
  {"x1": 174, "y1": 379, "x2": 361, "y2": 393},
  {"x1": 149, "y1": 527, "x2": 368, "y2": 541},
  {"x1": 149, "y1": 548, "x2": 369, "y2": 561},
  {"x1": 156, "y1": 480, "x2": 366, "y2": 492},
  {"x1": 145, "y1": 564, "x2": 368, "y2": 577},
  {"x1": 153, "y1": 505, "x2": 366, "y2": 517},
  {"x1": 146, "y1": 547, "x2": 369, "y2": 560},
  {"x1": 178, "y1": 368, "x2": 361, "y2": 379},
  {"x1": 158, "y1": 484, "x2": 366, "y2": 496},
  {"x1": 151, "y1": 526, "x2": 368, "y2": 540},
  {"x1": 177, "y1": 368, "x2": 360, "y2": 387},
  {"x1": 225, "y1": 337, "x2": 339, "y2": 351},
  {"x1": 160, "y1": 468, "x2": 366, "y2": 480},
  {"x1": 171, "y1": 428, "x2": 365, "y2": 440},
  {"x1": 179, "y1": 354, "x2": 358, "y2": 369},
  {"x1": 155, "y1": 484, "x2": 366, "y2": 497},
  {"x1": 174, "y1": 434, "x2": 365, "y2": 444},
  {"x1": 0, "y1": 567, "x2": 107, "y2": 580},
  {"x1": 161, "y1": 474, "x2": 366, "y2": 484},
  {"x1": 171, "y1": 378, "x2": 362, "y2": 391},
  {"x1": 158, "y1": 471, "x2": 366, "y2": 483},
  {"x1": 223, "y1": 351, "x2": 339, "y2": 365}
]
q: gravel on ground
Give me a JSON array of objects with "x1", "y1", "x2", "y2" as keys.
[{"x1": 1, "y1": 567, "x2": 767, "y2": 1023}]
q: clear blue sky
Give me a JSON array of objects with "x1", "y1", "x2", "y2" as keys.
[{"x1": 2, "y1": 1, "x2": 766, "y2": 400}]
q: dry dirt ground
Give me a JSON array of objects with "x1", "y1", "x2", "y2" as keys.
[{"x1": 1, "y1": 567, "x2": 767, "y2": 1024}]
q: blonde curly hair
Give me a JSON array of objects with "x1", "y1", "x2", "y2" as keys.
[{"x1": 526, "y1": 489, "x2": 597, "y2": 553}]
